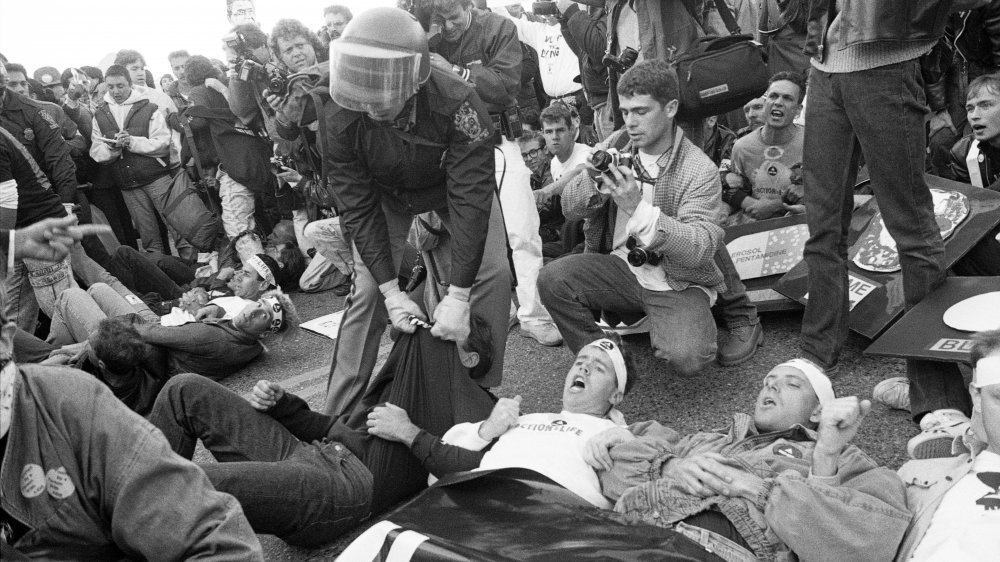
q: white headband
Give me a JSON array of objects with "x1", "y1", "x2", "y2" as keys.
[
  {"x1": 246, "y1": 255, "x2": 277, "y2": 289},
  {"x1": 776, "y1": 359, "x2": 836, "y2": 406},
  {"x1": 973, "y1": 355, "x2": 1000, "y2": 388},
  {"x1": 586, "y1": 338, "x2": 627, "y2": 393},
  {"x1": 261, "y1": 295, "x2": 284, "y2": 334}
]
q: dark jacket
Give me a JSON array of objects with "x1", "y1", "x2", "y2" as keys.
[
  {"x1": 560, "y1": 4, "x2": 609, "y2": 108},
  {"x1": 949, "y1": 134, "x2": 1000, "y2": 188},
  {"x1": 429, "y1": 8, "x2": 522, "y2": 113},
  {"x1": 0, "y1": 89, "x2": 77, "y2": 203},
  {"x1": 804, "y1": 0, "x2": 954, "y2": 62},
  {"x1": 950, "y1": 2, "x2": 1000, "y2": 72},
  {"x1": 324, "y1": 69, "x2": 496, "y2": 288},
  {"x1": 1, "y1": 364, "x2": 262, "y2": 560},
  {"x1": 132, "y1": 320, "x2": 264, "y2": 380},
  {"x1": 0, "y1": 129, "x2": 68, "y2": 228},
  {"x1": 94, "y1": 99, "x2": 171, "y2": 190}
]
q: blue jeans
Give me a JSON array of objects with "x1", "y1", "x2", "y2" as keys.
[
  {"x1": 801, "y1": 61, "x2": 967, "y2": 419},
  {"x1": 148, "y1": 374, "x2": 373, "y2": 546},
  {"x1": 4, "y1": 255, "x2": 76, "y2": 332},
  {"x1": 538, "y1": 253, "x2": 717, "y2": 377}
]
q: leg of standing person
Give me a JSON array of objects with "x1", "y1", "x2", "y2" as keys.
[
  {"x1": 800, "y1": 67, "x2": 863, "y2": 372},
  {"x1": 838, "y1": 61, "x2": 968, "y2": 455},
  {"x1": 433, "y1": 196, "x2": 512, "y2": 388},
  {"x1": 292, "y1": 208, "x2": 315, "y2": 257},
  {"x1": 149, "y1": 374, "x2": 372, "y2": 546},
  {"x1": 121, "y1": 184, "x2": 165, "y2": 252},
  {"x1": 496, "y1": 138, "x2": 562, "y2": 346},
  {"x1": 322, "y1": 205, "x2": 413, "y2": 417},
  {"x1": 218, "y1": 170, "x2": 257, "y2": 240}
]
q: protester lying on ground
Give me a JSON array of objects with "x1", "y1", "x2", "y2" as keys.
[
  {"x1": 583, "y1": 359, "x2": 911, "y2": 562},
  {"x1": 368, "y1": 337, "x2": 637, "y2": 508},
  {"x1": 147, "y1": 323, "x2": 497, "y2": 546},
  {"x1": 895, "y1": 329, "x2": 1000, "y2": 561},
  {"x1": 0, "y1": 217, "x2": 262, "y2": 560},
  {"x1": 46, "y1": 283, "x2": 299, "y2": 380},
  {"x1": 161, "y1": 253, "x2": 285, "y2": 324}
]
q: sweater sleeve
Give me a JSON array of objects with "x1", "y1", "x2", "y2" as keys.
[
  {"x1": 266, "y1": 392, "x2": 336, "y2": 443},
  {"x1": 410, "y1": 429, "x2": 489, "y2": 476}
]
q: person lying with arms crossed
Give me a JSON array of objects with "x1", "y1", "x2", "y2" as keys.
[{"x1": 584, "y1": 359, "x2": 912, "y2": 562}]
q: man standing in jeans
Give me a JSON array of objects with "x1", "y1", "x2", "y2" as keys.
[{"x1": 799, "y1": 0, "x2": 971, "y2": 459}]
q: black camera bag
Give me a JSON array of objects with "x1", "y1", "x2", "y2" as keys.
[{"x1": 674, "y1": 0, "x2": 768, "y2": 120}]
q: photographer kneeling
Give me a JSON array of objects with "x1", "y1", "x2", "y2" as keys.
[{"x1": 538, "y1": 59, "x2": 726, "y2": 378}]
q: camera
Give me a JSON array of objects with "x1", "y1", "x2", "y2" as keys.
[
  {"x1": 626, "y1": 235, "x2": 661, "y2": 267},
  {"x1": 603, "y1": 47, "x2": 639, "y2": 75},
  {"x1": 532, "y1": 1, "x2": 559, "y2": 16},
  {"x1": 590, "y1": 148, "x2": 634, "y2": 174},
  {"x1": 224, "y1": 31, "x2": 290, "y2": 97},
  {"x1": 270, "y1": 155, "x2": 294, "y2": 173}
]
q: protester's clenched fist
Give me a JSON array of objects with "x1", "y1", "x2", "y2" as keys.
[
  {"x1": 815, "y1": 396, "x2": 871, "y2": 455},
  {"x1": 248, "y1": 380, "x2": 285, "y2": 411},
  {"x1": 478, "y1": 395, "x2": 521, "y2": 441}
]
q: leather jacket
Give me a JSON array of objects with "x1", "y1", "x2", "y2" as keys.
[{"x1": 805, "y1": 0, "x2": 953, "y2": 61}]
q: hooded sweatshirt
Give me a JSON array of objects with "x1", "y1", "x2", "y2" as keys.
[{"x1": 89, "y1": 89, "x2": 170, "y2": 164}]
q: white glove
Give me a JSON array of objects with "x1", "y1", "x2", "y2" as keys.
[
  {"x1": 430, "y1": 286, "x2": 471, "y2": 342},
  {"x1": 380, "y1": 281, "x2": 426, "y2": 333}
]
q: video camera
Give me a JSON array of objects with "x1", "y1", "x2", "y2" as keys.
[{"x1": 223, "y1": 31, "x2": 290, "y2": 97}]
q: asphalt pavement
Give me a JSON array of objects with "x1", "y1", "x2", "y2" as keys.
[{"x1": 211, "y1": 290, "x2": 916, "y2": 560}]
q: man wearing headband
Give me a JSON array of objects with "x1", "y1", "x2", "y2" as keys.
[
  {"x1": 584, "y1": 359, "x2": 911, "y2": 561},
  {"x1": 367, "y1": 337, "x2": 637, "y2": 509},
  {"x1": 896, "y1": 330, "x2": 1000, "y2": 561},
  {"x1": 321, "y1": 7, "x2": 511, "y2": 417},
  {"x1": 192, "y1": 253, "x2": 282, "y2": 322}
]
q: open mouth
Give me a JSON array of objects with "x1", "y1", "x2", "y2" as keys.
[
  {"x1": 570, "y1": 376, "x2": 586, "y2": 391},
  {"x1": 972, "y1": 124, "x2": 987, "y2": 134},
  {"x1": 770, "y1": 110, "x2": 784, "y2": 118},
  {"x1": 761, "y1": 396, "x2": 776, "y2": 406}
]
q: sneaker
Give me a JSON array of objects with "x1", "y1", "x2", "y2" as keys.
[
  {"x1": 519, "y1": 322, "x2": 563, "y2": 347},
  {"x1": 717, "y1": 323, "x2": 764, "y2": 366},
  {"x1": 873, "y1": 377, "x2": 910, "y2": 411},
  {"x1": 907, "y1": 409, "x2": 971, "y2": 460}
]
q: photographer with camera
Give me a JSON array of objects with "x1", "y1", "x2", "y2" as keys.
[
  {"x1": 429, "y1": 0, "x2": 562, "y2": 347},
  {"x1": 538, "y1": 59, "x2": 726, "y2": 378}
]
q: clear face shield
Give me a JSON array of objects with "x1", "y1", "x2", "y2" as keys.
[{"x1": 329, "y1": 39, "x2": 423, "y2": 119}]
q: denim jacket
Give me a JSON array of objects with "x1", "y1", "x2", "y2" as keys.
[
  {"x1": 0, "y1": 364, "x2": 261, "y2": 560},
  {"x1": 601, "y1": 414, "x2": 912, "y2": 562}
]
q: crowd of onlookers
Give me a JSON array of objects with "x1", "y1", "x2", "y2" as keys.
[{"x1": 1, "y1": 0, "x2": 1000, "y2": 559}]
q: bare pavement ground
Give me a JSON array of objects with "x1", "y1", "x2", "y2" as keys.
[{"x1": 208, "y1": 290, "x2": 917, "y2": 560}]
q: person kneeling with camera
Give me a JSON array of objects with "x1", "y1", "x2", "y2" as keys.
[{"x1": 538, "y1": 59, "x2": 726, "y2": 378}]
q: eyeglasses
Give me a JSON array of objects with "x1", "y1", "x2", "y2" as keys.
[
  {"x1": 233, "y1": 8, "x2": 255, "y2": 16},
  {"x1": 521, "y1": 148, "x2": 543, "y2": 160}
]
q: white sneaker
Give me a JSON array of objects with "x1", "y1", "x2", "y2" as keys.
[
  {"x1": 907, "y1": 408, "x2": 971, "y2": 460},
  {"x1": 873, "y1": 377, "x2": 910, "y2": 411},
  {"x1": 519, "y1": 322, "x2": 563, "y2": 347}
]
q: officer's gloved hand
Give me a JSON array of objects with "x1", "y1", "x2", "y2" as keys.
[
  {"x1": 431, "y1": 286, "x2": 471, "y2": 342},
  {"x1": 379, "y1": 281, "x2": 425, "y2": 334}
]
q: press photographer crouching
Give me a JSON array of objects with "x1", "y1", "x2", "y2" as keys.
[{"x1": 538, "y1": 59, "x2": 726, "y2": 378}]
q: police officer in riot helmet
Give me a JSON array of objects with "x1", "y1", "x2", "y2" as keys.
[{"x1": 320, "y1": 7, "x2": 511, "y2": 417}]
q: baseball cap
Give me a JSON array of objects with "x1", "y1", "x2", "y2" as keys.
[{"x1": 33, "y1": 66, "x2": 61, "y2": 88}]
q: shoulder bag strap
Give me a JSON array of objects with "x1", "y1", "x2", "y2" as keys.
[
  {"x1": 967, "y1": 139, "x2": 984, "y2": 188},
  {"x1": 712, "y1": 0, "x2": 743, "y2": 35}
]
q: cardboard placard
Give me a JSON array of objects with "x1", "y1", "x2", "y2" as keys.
[
  {"x1": 866, "y1": 277, "x2": 1000, "y2": 363},
  {"x1": 724, "y1": 214, "x2": 808, "y2": 312},
  {"x1": 775, "y1": 174, "x2": 1000, "y2": 339},
  {"x1": 300, "y1": 310, "x2": 345, "y2": 340}
]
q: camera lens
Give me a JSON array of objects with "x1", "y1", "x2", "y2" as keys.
[{"x1": 591, "y1": 150, "x2": 613, "y2": 173}]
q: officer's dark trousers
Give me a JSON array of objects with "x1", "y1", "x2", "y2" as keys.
[{"x1": 322, "y1": 198, "x2": 510, "y2": 418}]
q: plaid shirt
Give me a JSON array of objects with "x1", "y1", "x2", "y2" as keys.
[{"x1": 561, "y1": 127, "x2": 727, "y2": 293}]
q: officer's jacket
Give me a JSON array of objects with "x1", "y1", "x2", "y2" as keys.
[
  {"x1": 0, "y1": 89, "x2": 77, "y2": 203},
  {"x1": 429, "y1": 8, "x2": 522, "y2": 113},
  {"x1": 324, "y1": 69, "x2": 496, "y2": 289}
]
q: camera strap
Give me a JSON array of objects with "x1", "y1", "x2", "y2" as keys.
[{"x1": 180, "y1": 118, "x2": 221, "y2": 216}]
